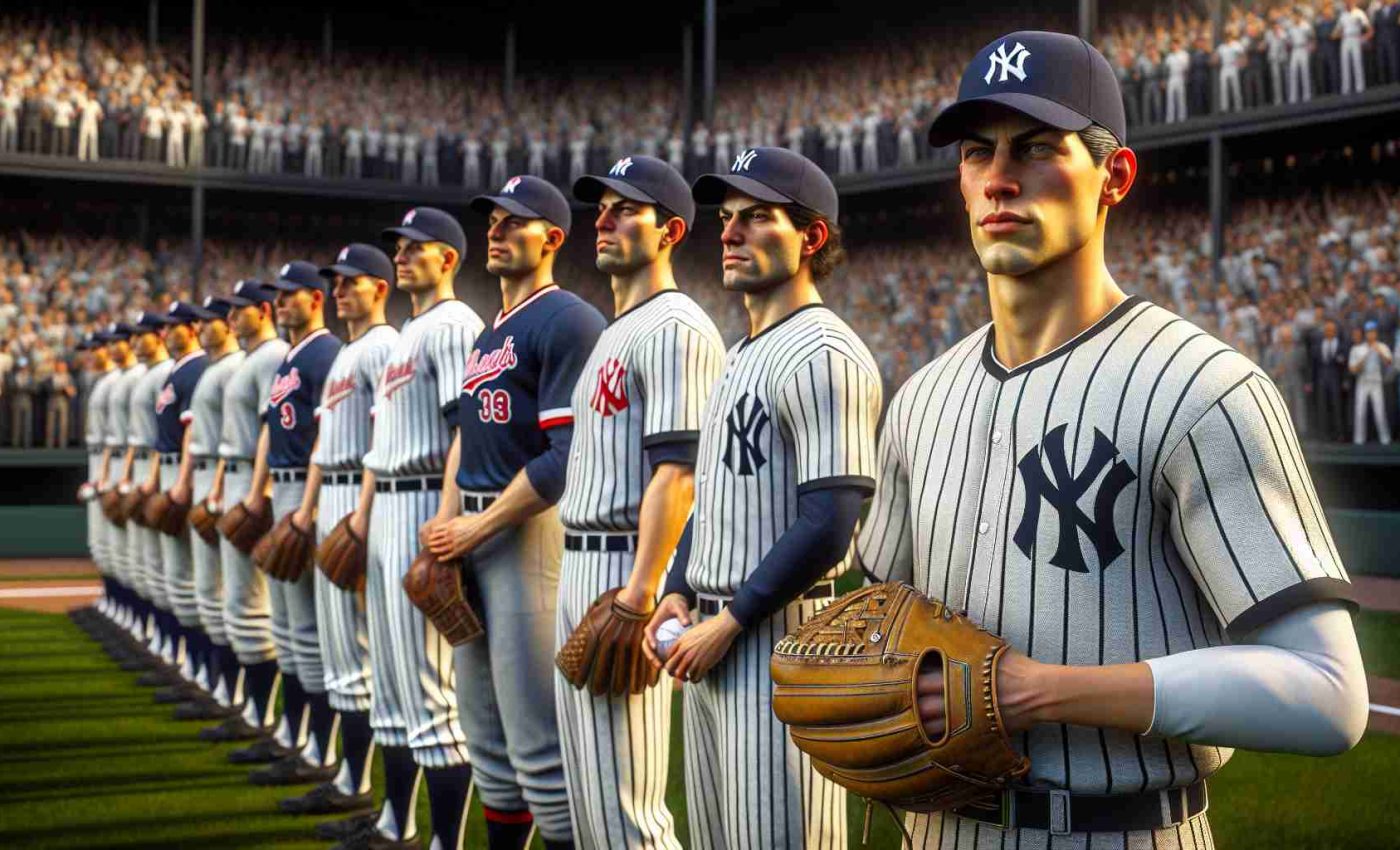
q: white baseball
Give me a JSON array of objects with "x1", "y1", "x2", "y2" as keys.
[{"x1": 655, "y1": 617, "x2": 689, "y2": 662}]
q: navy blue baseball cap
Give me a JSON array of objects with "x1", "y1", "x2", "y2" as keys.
[
  {"x1": 165, "y1": 301, "x2": 205, "y2": 326},
  {"x1": 927, "y1": 30, "x2": 1127, "y2": 147},
  {"x1": 134, "y1": 310, "x2": 175, "y2": 331},
  {"x1": 188, "y1": 295, "x2": 233, "y2": 321},
  {"x1": 76, "y1": 335, "x2": 93, "y2": 351},
  {"x1": 94, "y1": 327, "x2": 125, "y2": 343},
  {"x1": 382, "y1": 207, "x2": 467, "y2": 258},
  {"x1": 574, "y1": 155, "x2": 696, "y2": 230},
  {"x1": 470, "y1": 175, "x2": 572, "y2": 236},
  {"x1": 321, "y1": 243, "x2": 395, "y2": 283},
  {"x1": 224, "y1": 279, "x2": 277, "y2": 307},
  {"x1": 106, "y1": 322, "x2": 137, "y2": 340},
  {"x1": 692, "y1": 146, "x2": 840, "y2": 222},
  {"x1": 265, "y1": 260, "x2": 326, "y2": 293}
]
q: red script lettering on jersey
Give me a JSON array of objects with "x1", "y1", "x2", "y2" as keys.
[
  {"x1": 461, "y1": 336, "x2": 518, "y2": 395},
  {"x1": 268, "y1": 367, "x2": 302, "y2": 406},
  {"x1": 322, "y1": 375, "x2": 357, "y2": 411},
  {"x1": 381, "y1": 360, "x2": 415, "y2": 399}
]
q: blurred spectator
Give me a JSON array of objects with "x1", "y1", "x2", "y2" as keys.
[
  {"x1": 1349, "y1": 320, "x2": 1393, "y2": 442},
  {"x1": 44, "y1": 357, "x2": 74, "y2": 448}
]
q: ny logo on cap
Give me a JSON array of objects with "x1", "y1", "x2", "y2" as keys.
[
  {"x1": 403, "y1": 209, "x2": 417, "y2": 225},
  {"x1": 732, "y1": 149, "x2": 758, "y2": 173},
  {"x1": 609, "y1": 157, "x2": 634, "y2": 177},
  {"x1": 338, "y1": 247, "x2": 350, "y2": 262},
  {"x1": 203, "y1": 296, "x2": 215, "y2": 307},
  {"x1": 280, "y1": 263, "x2": 291, "y2": 277},
  {"x1": 985, "y1": 41, "x2": 1031, "y2": 85},
  {"x1": 502, "y1": 176, "x2": 523, "y2": 194}
]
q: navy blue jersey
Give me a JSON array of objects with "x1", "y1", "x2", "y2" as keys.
[
  {"x1": 266, "y1": 327, "x2": 343, "y2": 469},
  {"x1": 154, "y1": 351, "x2": 208, "y2": 453},
  {"x1": 455, "y1": 285, "x2": 605, "y2": 492}
]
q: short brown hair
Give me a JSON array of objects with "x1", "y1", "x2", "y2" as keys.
[{"x1": 785, "y1": 205, "x2": 846, "y2": 282}]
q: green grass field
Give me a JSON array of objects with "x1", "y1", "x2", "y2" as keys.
[{"x1": 1, "y1": 607, "x2": 1398, "y2": 849}]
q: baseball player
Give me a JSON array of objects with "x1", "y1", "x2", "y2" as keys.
[
  {"x1": 638, "y1": 146, "x2": 882, "y2": 850},
  {"x1": 124, "y1": 311, "x2": 177, "y2": 682},
  {"x1": 148, "y1": 302, "x2": 211, "y2": 710},
  {"x1": 857, "y1": 31, "x2": 1367, "y2": 848},
  {"x1": 240, "y1": 263, "x2": 344, "y2": 786},
  {"x1": 277, "y1": 244, "x2": 398, "y2": 819},
  {"x1": 319, "y1": 207, "x2": 483, "y2": 850},
  {"x1": 426, "y1": 175, "x2": 606, "y2": 850},
  {"x1": 100, "y1": 324, "x2": 147, "y2": 656},
  {"x1": 200, "y1": 280, "x2": 289, "y2": 750},
  {"x1": 178, "y1": 295, "x2": 248, "y2": 722},
  {"x1": 555, "y1": 155, "x2": 724, "y2": 849},
  {"x1": 79, "y1": 334, "x2": 119, "y2": 625}
]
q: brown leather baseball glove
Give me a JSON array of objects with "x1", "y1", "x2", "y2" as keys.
[
  {"x1": 143, "y1": 491, "x2": 192, "y2": 537},
  {"x1": 188, "y1": 501, "x2": 221, "y2": 546},
  {"x1": 556, "y1": 587, "x2": 659, "y2": 697},
  {"x1": 100, "y1": 489, "x2": 126, "y2": 526},
  {"x1": 402, "y1": 549, "x2": 483, "y2": 646},
  {"x1": 253, "y1": 514, "x2": 315, "y2": 582},
  {"x1": 770, "y1": 582, "x2": 1030, "y2": 814},
  {"x1": 121, "y1": 488, "x2": 148, "y2": 527},
  {"x1": 316, "y1": 514, "x2": 367, "y2": 592},
  {"x1": 216, "y1": 500, "x2": 273, "y2": 555}
]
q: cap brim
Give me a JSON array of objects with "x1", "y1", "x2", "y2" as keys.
[
  {"x1": 320, "y1": 263, "x2": 375, "y2": 279},
  {"x1": 381, "y1": 225, "x2": 437, "y2": 244},
  {"x1": 691, "y1": 173, "x2": 793, "y2": 206},
  {"x1": 572, "y1": 175, "x2": 658, "y2": 206},
  {"x1": 926, "y1": 93, "x2": 1093, "y2": 147},
  {"x1": 265, "y1": 280, "x2": 318, "y2": 292},
  {"x1": 468, "y1": 194, "x2": 543, "y2": 220},
  {"x1": 186, "y1": 307, "x2": 223, "y2": 320}
]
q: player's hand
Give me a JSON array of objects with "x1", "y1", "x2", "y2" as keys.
[
  {"x1": 664, "y1": 608, "x2": 741, "y2": 683},
  {"x1": 139, "y1": 480, "x2": 157, "y2": 497},
  {"x1": 643, "y1": 593, "x2": 692, "y2": 669},
  {"x1": 419, "y1": 513, "x2": 446, "y2": 549},
  {"x1": 916, "y1": 648, "x2": 1039, "y2": 738},
  {"x1": 169, "y1": 481, "x2": 191, "y2": 506},
  {"x1": 243, "y1": 490, "x2": 267, "y2": 514},
  {"x1": 291, "y1": 508, "x2": 313, "y2": 534},
  {"x1": 349, "y1": 509, "x2": 368, "y2": 541},
  {"x1": 427, "y1": 514, "x2": 482, "y2": 561}
]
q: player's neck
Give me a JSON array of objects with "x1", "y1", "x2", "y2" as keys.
[
  {"x1": 499, "y1": 264, "x2": 556, "y2": 315},
  {"x1": 212, "y1": 336, "x2": 240, "y2": 358},
  {"x1": 171, "y1": 340, "x2": 201, "y2": 360},
  {"x1": 611, "y1": 261, "x2": 677, "y2": 317},
  {"x1": 346, "y1": 311, "x2": 386, "y2": 341},
  {"x1": 986, "y1": 244, "x2": 1127, "y2": 370},
  {"x1": 145, "y1": 347, "x2": 169, "y2": 365},
  {"x1": 410, "y1": 281, "x2": 456, "y2": 316},
  {"x1": 286, "y1": 317, "x2": 326, "y2": 347},
  {"x1": 242, "y1": 326, "x2": 277, "y2": 350},
  {"x1": 743, "y1": 270, "x2": 821, "y2": 338}
]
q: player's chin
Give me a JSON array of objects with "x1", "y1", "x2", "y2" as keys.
[{"x1": 976, "y1": 242, "x2": 1044, "y2": 277}]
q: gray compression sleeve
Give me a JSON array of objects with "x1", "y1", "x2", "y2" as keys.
[{"x1": 1144, "y1": 601, "x2": 1368, "y2": 756}]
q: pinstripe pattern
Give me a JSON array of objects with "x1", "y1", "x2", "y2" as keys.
[
  {"x1": 315, "y1": 482, "x2": 371, "y2": 712},
  {"x1": 688, "y1": 305, "x2": 882, "y2": 595},
  {"x1": 313, "y1": 324, "x2": 398, "y2": 470},
  {"x1": 857, "y1": 297, "x2": 1349, "y2": 849},
  {"x1": 683, "y1": 599, "x2": 846, "y2": 850},
  {"x1": 558, "y1": 290, "x2": 725, "y2": 531},
  {"x1": 159, "y1": 460, "x2": 199, "y2": 625},
  {"x1": 555, "y1": 550, "x2": 681, "y2": 850},
  {"x1": 363, "y1": 300, "x2": 483, "y2": 478},
  {"x1": 104, "y1": 365, "x2": 143, "y2": 595},
  {"x1": 219, "y1": 338, "x2": 289, "y2": 461},
  {"x1": 220, "y1": 464, "x2": 275, "y2": 664},
  {"x1": 190, "y1": 463, "x2": 227, "y2": 643},
  {"x1": 85, "y1": 370, "x2": 117, "y2": 573},
  {"x1": 269, "y1": 479, "x2": 321, "y2": 686},
  {"x1": 899, "y1": 810, "x2": 1216, "y2": 850},
  {"x1": 106, "y1": 363, "x2": 145, "y2": 450},
  {"x1": 366, "y1": 488, "x2": 471, "y2": 767},
  {"x1": 187, "y1": 350, "x2": 245, "y2": 457},
  {"x1": 187, "y1": 350, "x2": 243, "y2": 643}
]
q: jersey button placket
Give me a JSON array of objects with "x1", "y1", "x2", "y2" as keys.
[{"x1": 966, "y1": 400, "x2": 1013, "y2": 615}]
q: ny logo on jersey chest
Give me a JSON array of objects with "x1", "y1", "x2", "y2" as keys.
[
  {"x1": 1014, "y1": 424, "x2": 1136, "y2": 573},
  {"x1": 722, "y1": 392, "x2": 769, "y2": 475},
  {"x1": 590, "y1": 358, "x2": 628, "y2": 417}
]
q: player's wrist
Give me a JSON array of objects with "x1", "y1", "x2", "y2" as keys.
[{"x1": 993, "y1": 651, "x2": 1053, "y2": 733}]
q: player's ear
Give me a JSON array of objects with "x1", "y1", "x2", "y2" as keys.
[
  {"x1": 800, "y1": 217, "x2": 830, "y2": 258},
  {"x1": 543, "y1": 225, "x2": 566, "y2": 254},
  {"x1": 1101, "y1": 146, "x2": 1137, "y2": 208},
  {"x1": 660, "y1": 216, "x2": 687, "y2": 250},
  {"x1": 440, "y1": 246, "x2": 459, "y2": 276}
]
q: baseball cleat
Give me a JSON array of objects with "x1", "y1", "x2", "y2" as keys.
[
  {"x1": 277, "y1": 781, "x2": 373, "y2": 815},
  {"x1": 173, "y1": 699, "x2": 240, "y2": 721},
  {"x1": 197, "y1": 716, "x2": 267, "y2": 743},
  {"x1": 227, "y1": 736, "x2": 296, "y2": 764},
  {"x1": 248, "y1": 754, "x2": 338, "y2": 786},
  {"x1": 314, "y1": 813, "x2": 377, "y2": 841}
]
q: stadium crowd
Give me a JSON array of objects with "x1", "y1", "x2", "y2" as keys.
[
  {"x1": 2, "y1": 179, "x2": 1396, "y2": 449},
  {"x1": 4, "y1": 3, "x2": 1399, "y2": 182}
]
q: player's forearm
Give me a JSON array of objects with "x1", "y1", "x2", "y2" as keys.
[
  {"x1": 628, "y1": 463, "x2": 695, "y2": 599},
  {"x1": 143, "y1": 452, "x2": 160, "y2": 490},
  {"x1": 97, "y1": 448, "x2": 113, "y2": 487},
  {"x1": 436, "y1": 431, "x2": 462, "y2": 520},
  {"x1": 467, "y1": 470, "x2": 551, "y2": 548},
  {"x1": 301, "y1": 466, "x2": 324, "y2": 516},
  {"x1": 118, "y1": 447, "x2": 136, "y2": 483},
  {"x1": 247, "y1": 424, "x2": 271, "y2": 505},
  {"x1": 354, "y1": 468, "x2": 376, "y2": 518},
  {"x1": 996, "y1": 653, "x2": 1156, "y2": 736},
  {"x1": 174, "y1": 426, "x2": 195, "y2": 494},
  {"x1": 209, "y1": 459, "x2": 226, "y2": 503}
]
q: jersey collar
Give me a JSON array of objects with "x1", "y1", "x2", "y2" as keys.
[
  {"x1": 170, "y1": 349, "x2": 206, "y2": 374},
  {"x1": 493, "y1": 285, "x2": 558, "y2": 331},
  {"x1": 981, "y1": 295, "x2": 1144, "y2": 382},
  {"x1": 286, "y1": 327, "x2": 331, "y2": 361}
]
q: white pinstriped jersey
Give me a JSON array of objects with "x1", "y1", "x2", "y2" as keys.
[
  {"x1": 219, "y1": 337, "x2": 289, "y2": 460},
  {"x1": 184, "y1": 350, "x2": 245, "y2": 458},
  {"x1": 558, "y1": 290, "x2": 725, "y2": 532},
  {"x1": 685, "y1": 304, "x2": 882, "y2": 595},
  {"x1": 858, "y1": 295, "x2": 1354, "y2": 797},
  {"x1": 363, "y1": 299, "x2": 483, "y2": 478},
  {"x1": 105, "y1": 364, "x2": 145, "y2": 449},
  {"x1": 128, "y1": 359, "x2": 173, "y2": 449},
  {"x1": 85, "y1": 368, "x2": 118, "y2": 450},
  {"x1": 313, "y1": 324, "x2": 398, "y2": 471}
]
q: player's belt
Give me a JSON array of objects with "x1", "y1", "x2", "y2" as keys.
[
  {"x1": 132, "y1": 449, "x2": 150, "y2": 460},
  {"x1": 377, "y1": 476, "x2": 442, "y2": 494},
  {"x1": 460, "y1": 493, "x2": 498, "y2": 513},
  {"x1": 325, "y1": 472, "x2": 363, "y2": 487},
  {"x1": 564, "y1": 532, "x2": 638, "y2": 553},
  {"x1": 159, "y1": 453, "x2": 181, "y2": 465},
  {"x1": 951, "y1": 779, "x2": 1209, "y2": 835},
  {"x1": 696, "y1": 580, "x2": 835, "y2": 618},
  {"x1": 271, "y1": 468, "x2": 308, "y2": 483},
  {"x1": 223, "y1": 460, "x2": 244, "y2": 474}
]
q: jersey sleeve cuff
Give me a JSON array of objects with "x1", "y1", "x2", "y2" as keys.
[
  {"x1": 1225, "y1": 577, "x2": 1358, "y2": 642},
  {"x1": 178, "y1": 411, "x2": 194, "y2": 425},
  {"x1": 642, "y1": 429, "x2": 700, "y2": 448},
  {"x1": 538, "y1": 408, "x2": 573, "y2": 429},
  {"x1": 646, "y1": 440, "x2": 698, "y2": 467},
  {"x1": 441, "y1": 399, "x2": 459, "y2": 420},
  {"x1": 796, "y1": 475, "x2": 876, "y2": 497}
]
